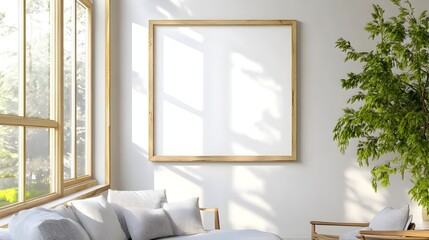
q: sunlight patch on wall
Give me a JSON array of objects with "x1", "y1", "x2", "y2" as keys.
[
  {"x1": 230, "y1": 53, "x2": 286, "y2": 155},
  {"x1": 132, "y1": 88, "x2": 146, "y2": 150},
  {"x1": 163, "y1": 36, "x2": 204, "y2": 112},
  {"x1": 178, "y1": 27, "x2": 204, "y2": 43},
  {"x1": 156, "y1": 6, "x2": 173, "y2": 19},
  {"x1": 157, "y1": 35, "x2": 204, "y2": 155},
  {"x1": 229, "y1": 167, "x2": 275, "y2": 231},
  {"x1": 131, "y1": 23, "x2": 148, "y2": 151},
  {"x1": 132, "y1": 23, "x2": 147, "y2": 76},
  {"x1": 162, "y1": 101, "x2": 203, "y2": 154},
  {"x1": 169, "y1": 0, "x2": 193, "y2": 15},
  {"x1": 154, "y1": 166, "x2": 203, "y2": 202},
  {"x1": 229, "y1": 202, "x2": 272, "y2": 230},
  {"x1": 344, "y1": 165, "x2": 387, "y2": 221}
]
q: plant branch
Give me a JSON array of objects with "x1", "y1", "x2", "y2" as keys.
[
  {"x1": 422, "y1": 72, "x2": 429, "y2": 138},
  {"x1": 402, "y1": 80, "x2": 419, "y2": 93},
  {"x1": 334, "y1": 0, "x2": 429, "y2": 210},
  {"x1": 423, "y1": 73, "x2": 429, "y2": 113}
]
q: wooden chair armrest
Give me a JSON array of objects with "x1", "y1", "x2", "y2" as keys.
[
  {"x1": 359, "y1": 236, "x2": 429, "y2": 240},
  {"x1": 311, "y1": 221, "x2": 369, "y2": 227},
  {"x1": 311, "y1": 221, "x2": 369, "y2": 240},
  {"x1": 359, "y1": 230, "x2": 429, "y2": 239},
  {"x1": 200, "y1": 208, "x2": 220, "y2": 230}
]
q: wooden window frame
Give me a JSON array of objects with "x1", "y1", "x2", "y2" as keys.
[
  {"x1": 63, "y1": 0, "x2": 94, "y2": 188},
  {"x1": 0, "y1": 0, "x2": 99, "y2": 219}
]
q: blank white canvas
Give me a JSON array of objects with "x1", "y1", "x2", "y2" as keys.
[{"x1": 154, "y1": 25, "x2": 293, "y2": 156}]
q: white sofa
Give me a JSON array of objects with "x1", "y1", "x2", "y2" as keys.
[{"x1": 0, "y1": 189, "x2": 282, "y2": 240}]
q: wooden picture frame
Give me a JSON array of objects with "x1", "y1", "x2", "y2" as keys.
[{"x1": 149, "y1": 20, "x2": 297, "y2": 162}]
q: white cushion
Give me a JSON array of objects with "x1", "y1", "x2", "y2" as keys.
[
  {"x1": 107, "y1": 189, "x2": 167, "y2": 239},
  {"x1": 9, "y1": 207, "x2": 89, "y2": 240},
  {"x1": 123, "y1": 208, "x2": 174, "y2": 240},
  {"x1": 53, "y1": 205, "x2": 81, "y2": 224},
  {"x1": 369, "y1": 205, "x2": 410, "y2": 230},
  {"x1": 157, "y1": 229, "x2": 283, "y2": 240},
  {"x1": 38, "y1": 218, "x2": 89, "y2": 240},
  {"x1": 339, "y1": 227, "x2": 372, "y2": 240},
  {"x1": 70, "y1": 195, "x2": 127, "y2": 240},
  {"x1": 0, "y1": 228, "x2": 12, "y2": 240},
  {"x1": 163, "y1": 197, "x2": 205, "y2": 236},
  {"x1": 405, "y1": 214, "x2": 413, "y2": 229}
]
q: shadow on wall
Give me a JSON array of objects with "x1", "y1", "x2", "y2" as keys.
[
  {"x1": 344, "y1": 160, "x2": 415, "y2": 223},
  {"x1": 155, "y1": 163, "x2": 293, "y2": 233},
  {"x1": 154, "y1": 160, "x2": 415, "y2": 235}
]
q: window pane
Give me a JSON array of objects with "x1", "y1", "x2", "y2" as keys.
[
  {"x1": 0, "y1": 126, "x2": 20, "y2": 207},
  {"x1": 76, "y1": 3, "x2": 88, "y2": 177},
  {"x1": 26, "y1": 127, "x2": 52, "y2": 200},
  {"x1": 0, "y1": 1, "x2": 20, "y2": 115},
  {"x1": 26, "y1": 0, "x2": 51, "y2": 119},
  {"x1": 63, "y1": 0, "x2": 73, "y2": 180}
]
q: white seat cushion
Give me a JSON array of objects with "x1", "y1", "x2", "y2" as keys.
[
  {"x1": 339, "y1": 227, "x2": 372, "y2": 240},
  {"x1": 158, "y1": 229, "x2": 282, "y2": 240},
  {"x1": 0, "y1": 228, "x2": 11, "y2": 240}
]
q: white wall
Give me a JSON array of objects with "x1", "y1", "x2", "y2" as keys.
[{"x1": 110, "y1": 0, "x2": 429, "y2": 239}]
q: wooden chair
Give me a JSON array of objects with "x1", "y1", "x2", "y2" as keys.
[
  {"x1": 310, "y1": 220, "x2": 416, "y2": 240},
  {"x1": 359, "y1": 229, "x2": 429, "y2": 240}
]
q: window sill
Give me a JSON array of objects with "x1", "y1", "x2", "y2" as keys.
[{"x1": 0, "y1": 184, "x2": 109, "y2": 227}]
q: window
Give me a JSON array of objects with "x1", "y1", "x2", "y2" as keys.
[
  {"x1": 63, "y1": 0, "x2": 92, "y2": 184},
  {"x1": 0, "y1": 0, "x2": 93, "y2": 217}
]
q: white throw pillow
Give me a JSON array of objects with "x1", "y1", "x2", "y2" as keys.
[
  {"x1": 163, "y1": 197, "x2": 205, "y2": 236},
  {"x1": 38, "y1": 218, "x2": 90, "y2": 240},
  {"x1": 405, "y1": 214, "x2": 413, "y2": 229},
  {"x1": 9, "y1": 207, "x2": 90, "y2": 240},
  {"x1": 123, "y1": 208, "x2": 174, "y2": 240},
  {"x1": 53, "y1": 205, "x2": 81, "y2": 224},
  {"x1": 70, "y1": 195, "x2": 127, "y2": 240},
  {"x1": 107, "y1": 189, "x2": 167, "y2": 239},
  {"x1": 369, "y1": 205, "x2": 410, "y2": 230}
]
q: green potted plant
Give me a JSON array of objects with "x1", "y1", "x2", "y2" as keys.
[{"x1": 334, "y1": 0, "x2": 429, "y2": 212}]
